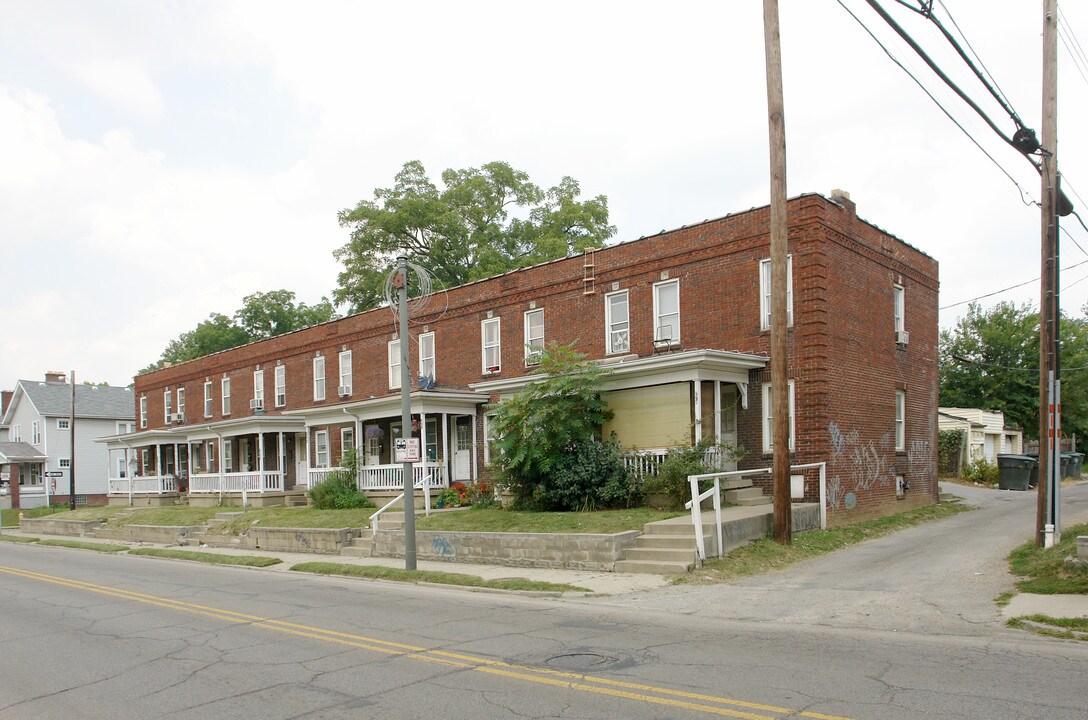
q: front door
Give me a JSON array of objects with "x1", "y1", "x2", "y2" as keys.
[
  {"x1": 453, "y1": 417, "x2": 473, "y2": 482},
  {"x1": 239, "y1": 438, "x2": 251, "y2": 471},
  {"x1": 364, "y1": 425, "x2": 381, "y2": 466},
  {"x1": 294, "y1": 434, "x2": 307, "y2": 489}
]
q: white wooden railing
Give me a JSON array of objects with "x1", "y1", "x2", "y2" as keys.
[
  {"x1": 359, "y1": 462, "x2": 446, "y2": 491},
  {"x1": 623, "y1": 449, "x2": 669, "y2": 480},
  {"x1": 188, "y1": 471, "x2": 284, "y2": 494},
  {"x1": 308, "y1": 467, "x2": 346, "y2": 487},
  {"x1": 108, "y1": 475, "x2": 178, "y2": 495}
]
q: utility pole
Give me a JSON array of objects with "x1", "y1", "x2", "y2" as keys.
[
  {"x1": 396, "y1": 256, "x2": 418, "y2": 569},
  {"x1": 1037, "y1": 0, "x2": 1060, "y2": 548},
  {"x1": 69, "y1": 371, "x2": 76, "y2": 511},
  {"x1": 764, "y1": 0, "x2": 791, "y2": 544}
]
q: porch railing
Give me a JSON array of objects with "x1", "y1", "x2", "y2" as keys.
[
  {"x1": 188, "y1": 471, "x2": 284, "y2": 494},
  {"x1": 623, "y1": 449, "x2": 669, "y2": 480},
  {"x1": 359, "y1": 462, "x2": 446, "y2": 491},
  {"x1": 108, "y1": 475, "x2": 178, "y2": 495},
  {"x1": 308, "y1": 467, "x2": 347, "y2": 487}
]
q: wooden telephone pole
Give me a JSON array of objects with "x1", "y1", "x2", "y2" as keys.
[{"x1": 764, "y1": 0, "x2": 791, "y2": 544}]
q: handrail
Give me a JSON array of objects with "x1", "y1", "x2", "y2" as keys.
[
  {"x1": 369, "y1": 475, "x2": 429, "y2": 531},
  {"x1": 684, "y1": 461, "x2": 827, "y2": 562}
]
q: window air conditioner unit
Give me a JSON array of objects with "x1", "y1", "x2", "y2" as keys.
[
  {"x1": 172, "y1": 413, "x2": 186, "y2": 424},
  {"x1": 338, "y1": 385, "x2": 351, "y2": 397},
  {"x1": 896, "y1": 330, "x2": 910, "y2": 345},
  {"x1": 250, "y1": 398, "x2": 264, "y2": 410}
]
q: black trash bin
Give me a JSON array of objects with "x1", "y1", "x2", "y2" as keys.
[
  {"x1": 997, "y1": 454, "x2": 1035, "y2": 491},
  {"x1": 1027, "y1": 452, "x2": 1040, "y2": 488},
  {"x1": 1061, "y1": 452, "x2": 1074, "y2": 478},
  {"x1": 1072, "y1": 452, "x2": 1084, "y2": 478}
]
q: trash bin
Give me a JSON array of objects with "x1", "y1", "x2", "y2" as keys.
[
  {"x1": 997, "y1": 454, "x2": 1035, "y2": 491},
  {"x1": 1027, "y1": 453, "x2": 1040, "y2": 488},
  {"x1": 1061, "y1": 452, "x2": 1074, "y2": 478},
  {"x1": 1072, "y1": 453, "x2": 1084, "y2": 478}
]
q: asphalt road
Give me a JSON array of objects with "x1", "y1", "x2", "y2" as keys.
[{"x1": 2, "y1": 490, "x2": 1087, "y2": 720}]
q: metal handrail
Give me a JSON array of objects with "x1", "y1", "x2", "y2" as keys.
[{"x1": 369, "y1": 476, "x2": 429, "y2": 531}]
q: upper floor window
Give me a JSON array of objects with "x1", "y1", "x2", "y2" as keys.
[
  {"x1": 10, "y1": 425, "x2": 20, "y2": 442},
  {"x1": 116, "y1": 421, "x2": 134, "y2": 434},
  {"x1": 139, "y1": 397, "x2": 147, "y2": 428},
  {"x1": 759, "y1": 255, "x2": 794, "y2": 330},
  {"x1": 163, "y1": 390, "x2": 172, "y2": 424},
  {"x1": 388, "y1": 339, "x2": 401, "y2": 389},
  {"x1": 339, "y1": 350, "x2": 352, "y2": 396},
  {"x1": 419, "y1": 332, "x2": 435, "y2": 382},
  {"x1": 313, "y1": 356, "x2": 326, "y2": 401},
  {"x1": 761, "y1": 380, "x2": 796, "y2": 454},
  {"x1": 482, "y1": 317, "x2": 501, "y2": 373},
  {"x1": 606, "y1": 290, "x2": 630, "y2": 354},
  {"x1": 58, "y1": 458, "x2": 70, "y2": 468},
  {"x1": 524, "y1": 309, "x2": 544, "y2": 365},
  {"x1": 895, "y1": 390, "x2": 906, "y2": 451},
  {"x1": 222, "y1": 377, "x2": 231, "y2": 415},
  {"x1": 275, "y1": 365, "x2": 287, "y2": 407},
  {"x1": 894, "y1": 284, "x2": 906, "y2": 340},
  {"x1": 653, "y1": 279, "x2": 680, "y2": 344},
  {"x1": 203, "y1": 381, "x2": 213, "y2": 418},
  {"x1": 253, "y1": 370, "x2": 264, "y2": 408},
  {"x1": 176, "y1": 387, "x2": 185, "y2": 418},
  {"x1": 32, "y1": 421, "x2": 40, "y2": 445},
  {"x1": 57, "y1": 418, "x2": 70, "y2": 430}
]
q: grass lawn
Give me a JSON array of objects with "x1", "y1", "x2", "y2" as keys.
[
  {"x1": 102, "y1": 507, "x2": 223, "y2": 528},
  {"x1": 1, "y1": 505, "x2": 82, "y2": 527},
  {"x1": 678, "y1": 502, "x2": 973, "y2": 584},
  {"x1": 1007, "y1": 522, "x2": 1088, "y2": 595},
  {"x1": 38, "y1": 539, "x2": 129, "y2": 553},
  {"x1": 291, "y1": 562, "x2": 589, "y2": 592},
  {"x1": 0, "y1": 533, "x2": 39, "y2": 543},
  {"x1": 1007, "y1": 614, "x2": 1088, "y2": 640},
  {"x1": 128, "y1": 548, "x2": 283, "y2": 567},
  {"x1": 208, "y1": 507, "x2": 379, "y2": 535},
  {"x1": 414, "y1": 507, "x2": 684, "y2": 534}
]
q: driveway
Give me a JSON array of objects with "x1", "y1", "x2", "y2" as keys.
[{"x1": 595, "y1": 481, "x2": 1088, "y2": 637}]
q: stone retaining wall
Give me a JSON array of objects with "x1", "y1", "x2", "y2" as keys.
[
  {"x1": 20, "y1": 518, "x2": 102, "y2": 537},
  {"x1": 95, "y1": 525, "x2": 205, "y2": 544},
  {"x1": 371, "y1": 530, "x2": 641, "y2": 571},
  {"x1": 249, "y1": 527, "x2": 357, "y2": 554}
]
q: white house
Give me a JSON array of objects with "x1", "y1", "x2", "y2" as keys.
[
  {"x1": 0, "y1": 372, "x2": 135, "y2": 508},
  {"x1": 938, "y1": 407, "x2": 1023, "y2": 462}
]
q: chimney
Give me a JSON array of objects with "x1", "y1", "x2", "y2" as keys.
[
  {"x1": 44, "y1": 371, "x2": 68, "y2": 384},
  {"x1": 830, "y1": 188, "x2": 856, "y2": 215},
  {"x1": 1, "y1": 390, "x2": 12, "y2": 416}
]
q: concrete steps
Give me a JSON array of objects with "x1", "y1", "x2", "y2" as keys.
[
  {"x1": 340, "y1": 529, "x2": 374, "y2": 557},
  {"x1": 723, "y1": 486, "x2": 771, "y2": 506},
  {"x1": 285, "y1": 492, "x2": 310, "y2": 508}
]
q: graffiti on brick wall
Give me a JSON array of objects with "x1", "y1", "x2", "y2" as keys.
[
  {"x1": 908, "y1": 439, "x2": 935, "y2": 479},
  {"x1": 826, "y1": 422, "x2": 896, "y2": 510}
]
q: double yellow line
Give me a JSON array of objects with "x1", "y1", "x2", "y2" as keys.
[{"x1": 0, "y1": 564, "x2": 853, "y2": 720}]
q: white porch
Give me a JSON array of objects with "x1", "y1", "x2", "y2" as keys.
[{"x1": 307, "y1": 462, "x2": 447, "y2": 492}]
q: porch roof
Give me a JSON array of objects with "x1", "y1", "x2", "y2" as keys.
[
  {"x1": 0, "y1": 441, "x2": 49, "y2": 463},
  {"x1": 96, "y1": 416, "x2": 307, "y2": 447},
  {"x1": 292, "y1": 389, "x2": 488, "y2": 425}
]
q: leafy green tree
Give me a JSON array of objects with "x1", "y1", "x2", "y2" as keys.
[
  {"x1": 333, "y1": 160, "x2": 616, "y2": 312},
  {"x1": 234, "y1": 290, "x2": 337, "y2": 340},
  {"x1": 159, "y1": 313, "x2": 252, "y2": 366},
  {"x1": 939, "y1": 301, "x2": 1088, "y2": 440},
  {"x1": 489, "y1": 343, "x2": 617, "y2": 508}
]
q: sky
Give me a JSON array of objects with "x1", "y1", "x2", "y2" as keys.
[{"x1": 2, "y1": 0, "x2": 1087, "y2": 387}]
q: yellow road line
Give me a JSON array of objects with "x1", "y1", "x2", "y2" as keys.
[{"x1": 0, "y1": 564, "x2": 855, "y2": 720}]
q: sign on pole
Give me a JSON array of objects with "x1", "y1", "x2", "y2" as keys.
[{"x1": 394, "y1": 438, "x2": 421, "y2": 463}]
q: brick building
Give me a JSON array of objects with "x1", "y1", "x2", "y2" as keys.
[{"x1": 106, "y1": 191, "x2": 938, "y2": 521}]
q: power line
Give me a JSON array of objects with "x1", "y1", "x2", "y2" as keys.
[
  {"x1": 939, "y1": 257, "x2": 1088, "y2": 310},
  {"x1": 949, "y1": 353, "x2": 1088, "y2": 373}
]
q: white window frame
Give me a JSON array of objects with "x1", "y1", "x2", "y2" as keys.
[
  {"x1": 275, "y1": 365, "x2": 287, "y2": 407},
  {"x1": 313, "y1": 356, "x2": 326, "y2": 401},
  {"x1": 10, "y1": 425, "x2": 19, "y2": 442},
  {"x1": 221, "y1": 377, "x2": 231, "y2": 415},
  {"x1": 139, "y1": 397, "x2": 147, "y2": 429},
  {"x1": 894, "y1": 284, "x2": 905, "y2": 335},
  {"x1": 482, "y1": 317, "x2": 501, "y2": 374},
  {"x1": 759, "y1": 255, "x2": 794, "y2": 330},
  {"x1": 653, "y1": 279, "x2": 680, "y2": 343},
  {"x1": 483, "y1": 413, "x2": 498, "y2": 466},
  {"x1": 524, "y1": 308, "x2": 544, "y2": 365},
  {"x1": 203, "y1": 381, "x2": 213, "y2": 418},
  {"x1": 761, "y1": 380, "x2": 796, "y2": 454},
  {"x1": 388, "y1": 339, "x2": 401, "y2": 389},
  {"x1": 253, "y1": 370, "x2": 264, "y2": 405},
  {"x1": 419, "y1": 332, "x2": 435, "y2": 381},
  {"x1": 163, "y1": 390, "x2": 172, "y2": 424},
  {"x1": 176, "y1": 387, "x2": 185, "y2": 418},
  {"x1": 605, "y1": 290, "x2": 630, "y2": 354},
  {"x1": 314, "y1": 430, "x2": 329, "y2": 468},
  {"x1": 895, "y1": 390, "x2": 906, "y2": 452},
  {"x1": 341, "y1": 427, "x2": 354, "y2": 462},
  {"x1": 57, "y1": 418, "x2": 70, "y2": 430},
  {"x1": 339, "y1": 350, "x2": 352, "y2": 396},
  {"x1": 32, "y1": 421, "x2": 40, "y2": 445},
  {"x1": 59, "y1": 458, "x2": 70, "y2": 468},
  {"x1": 223, "y1": 440, "x2": 233, "y2": 473}
]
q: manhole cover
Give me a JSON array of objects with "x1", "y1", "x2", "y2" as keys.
[{"x1": 544, "y1": 653, "x2": 617, "y2": 669}]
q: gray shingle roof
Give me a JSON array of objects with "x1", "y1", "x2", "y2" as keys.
[
  {"x1": 18, "y1": 380, "x2": 134, "y2": 420},
  {"x1": 0, "y1": 441, "x2": 48, "y2": 461}
]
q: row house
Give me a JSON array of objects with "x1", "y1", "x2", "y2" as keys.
[{"x1": 106, "y1": 191, "x2": 939, "y2": 521}]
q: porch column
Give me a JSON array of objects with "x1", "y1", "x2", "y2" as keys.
[
  {"x1": 714, "y1": 380, "x2": 722, "y2": 441},
  {"x1": 693, "y1": 382, "x2": 703, "y2": 444},
  {"x1": 278, "y1": 431, "x2": 285, "y2": 473},
  {"x1": 471, "y1": 411, "x2": 478, "y2": 483},
  {"x1": 258, "y1": 432, "x2": 266, "y2": 492},
  {"x1": 157, "y1": 444, "x2": 164, "y2": 476},
  {"x1": 186, "y1": 441, "x2": 192, "y2": 480}
]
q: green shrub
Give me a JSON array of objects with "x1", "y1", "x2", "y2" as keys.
[
  {"x1": 962, "y1": 457, "x2": 999, "y2": 485},
  {"x1": 937, "y1": 429, "x2": 964, "y2": 476},
  {"x1": 537, "y1": 438, "x2": 638, "y2": 511},
  {"x1": 308, "y1": 463, "x2": 375, "y2": 510},
  {"x1": 642, "y1": 438, "x2": 746, "y2": 509}
]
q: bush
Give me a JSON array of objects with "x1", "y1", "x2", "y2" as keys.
[
  {"x1": 308, "y1": 469, "x2": 375, "y2": 509},
  {"x1": 536, "y1": 438, "x2": 638, "y2": 511},
  {"x1": 938, "y1": 429, "x2": 964, "y2": 476},
  {"x1": 962, "y1": 457, "x2": 999, "y2": 485},
  {"x1": 642, "y1": 437, "x2": 745, "y2": 509}
]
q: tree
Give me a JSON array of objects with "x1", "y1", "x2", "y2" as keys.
[
  {"x1": 939, "y1": 301, "x2": 1088, "y2": 441},
  {"x1": 333, "y1": 160, "x2": 616, "y2": 312},
  {"x1": 489, "y1": 343, "x2": 624, "y2": 509}
]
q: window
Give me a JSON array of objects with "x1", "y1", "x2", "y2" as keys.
[
  {"x1": 275, "y1": 365, "x2": 287, "y2": 407},
  {"x1": 759, "y1": 255, "x2": 794, "y2": 330},
  {"x1": 339, "y1": 350, "x2": 352, "y2": 395},
  {"x1": 57, "y1": 418, "x2": 70, "y2": 430},
  {"x1": 419, "y1": 332, "x2": 435, "y2": 382},
  {"x1": 761, "y1": 380, "x2": 796, "y2": 453},
  {"x1": 32, "y1": 422, "x2": 40, "y2": 445},
  {"x1": 59, "y1": 458, "x2": 70, "y2": 468},
  {"x1": 341, "y1": 427, "x2": 354, "y2": 462},
  {"x1": 388, "y1": 339, "x2": 401, "y2": 389},
  {"x1": 207, "y1": 440, "x2": 215, "y2": 465},
  {"x1": 222, "y1": 377, "x2": 231, "y2": 415},
  {"x1": 482, "y1": 317, "x2": 501, "y2": 373},
  {"x1": 524, "y1": 309, "x2": 544, "y2": 365},
  {"x1": 313, "y1": 356, "x2": 325, "y2": 401},
  {"x1": 720, "y1": 385, "x2": 739, "y2": 437},
  {"x1": 176, "y1": 387, "x2": 185, "y2": 418},
  {"x1": 654, "y1": 279, "x2": 680, "y2": 343},
  {"x1": 10, "y1": 425, "x2": 20, "y2": 442},
  {"x1": 223, "y1": 441, "x2": 232, "y2": 473},
  {"x1": 140, "y1": 397, "x2": 147, "y2": 428},
  {"x1": 894, "y1": 284, "x2": 905, "y2": 336},
  {"x1": 164, "y1": 390, "x2": 172, "y2": 424},
  {"x1": 483, "y1": 414, "x2": 499, "y2": 466},
  {"x1": 116, "y1": 421, "x2": 132, "y2": 434},
  {"x1": 204, "y1": 381, "x2": 213, "y2": 418},
  {"x1": 315, "y1": 430, "x2": 329, "y2": 468},
  {"x1": 895, "y1": 390, "x2": 906, "y2": 451},
  {"x1": 606, "y1": 290, "x2": 630, "y2": 354},
  {"x1": 253, "y1": 370, "x2": 264, "y2": 406}
]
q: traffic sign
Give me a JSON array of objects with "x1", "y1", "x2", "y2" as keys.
[
  {"x1": 43, "y1": 471, "x2": 64, "y2": 478},
  {"x1": 394, "y1": 437, "x2": 421, "y2": 463}
]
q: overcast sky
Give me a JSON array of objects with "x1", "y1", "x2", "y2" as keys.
[{"x1": 2, "y1": 0, "x2": 1086, "y2": 387}]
